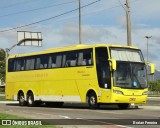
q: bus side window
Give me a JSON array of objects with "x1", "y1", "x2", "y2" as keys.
[
  {"x1": 19, "y1": 58, "x2": 25, "y2": 71},
  {"x1": 8, "y1": 59, "x2": 16, "y2": 72},
  {"x1": 36, "y1": 55, "x2": 49, "y2": 69},
  {"x1": 41, "y1": 55, "x2": 49, "y2": 69},
  {"x1": 77, "y1": 49, "x2": 93, "y2": 66},
  {"x1": 64, "y1": 51, "x2": 77, "y2": 67},
  {"x1": 36, "y1": 57, "x2": 40, "y2": 69},
  {"x1": 56, "y1": 54, "x2": 62, "y2": 68},
  {"x1": 48, "y1": 54, "x2": 56, "y2": 68},
  {"x1": 26, "y1": 57, "x2": 35, "y2": 70},
  {"x1": 15, "y1": 59, "x2": 21, "y2": 71},
  {"x1": 77, "y1": 52, "x2": 84, "y2": 66}
]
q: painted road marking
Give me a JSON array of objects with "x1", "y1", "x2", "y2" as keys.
[
  {"x1": 96, "y1": 111, "x2": 124, "y2": 115},
  {"x1": 59, "y1": 115, "x2": 71, "y2": 119}
]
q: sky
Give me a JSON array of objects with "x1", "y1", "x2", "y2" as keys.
[{"x1": 0, "y1": 0, "x2": 160, "y2": 70}]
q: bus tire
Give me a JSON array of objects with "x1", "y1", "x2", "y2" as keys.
[
  {"x1": 46, "y1": 102, "x2": 64, "y2": 107},
  {"x1": 45, "y1": 102, "x2": 52, "y2": 107},
  {"x1": 27, "y1": 92, "x2": 35, "y2": 107},
  {"x1": 54, "y1": 102, "x2": 64, "y2": 107},
  {"x1": 88, "y1": 92, "x2": 99, "y2": 109},
  {"x1": 118, "y1": 103, "x2": 129, "y2": 109},
  {"x1": 18, "y1": 92, "x2": 26, "y2": 106}
]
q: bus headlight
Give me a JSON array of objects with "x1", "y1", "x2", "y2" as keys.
[
  {"x1": 113, "y1": 90, "x2": 124, "y2": 95},
  {"x1": 142, "y1": 91, "x2": 148, "y2": 95}
]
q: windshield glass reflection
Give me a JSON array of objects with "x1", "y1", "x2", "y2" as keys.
[{"x1": 114, "y1": 62, "x2": 147, "y2": 89}]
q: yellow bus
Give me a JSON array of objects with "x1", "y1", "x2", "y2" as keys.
[{"x1": 5, "y1": 44, "x2": 155, "y2": 109}]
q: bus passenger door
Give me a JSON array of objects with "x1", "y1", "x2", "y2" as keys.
[{"x1": 95, "y1": 47, "x2": 111, "y2": 103}]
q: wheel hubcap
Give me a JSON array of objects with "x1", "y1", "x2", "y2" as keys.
[
  {"x1": 90, "y1": 96, "x2": 95, "y2": 105},
  {"x1": 20, "y1": 96, "x2": 24, "y2": 103},
  {"x1": 28, "y1": 96, "x2": 33, "y2": 104}
]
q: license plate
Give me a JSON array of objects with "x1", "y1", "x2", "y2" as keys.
[{"x1": 130, "y1": 98, "x2": 136, "y2": 101}]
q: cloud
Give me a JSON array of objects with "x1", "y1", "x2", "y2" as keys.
[
  {"x1": 57, "y1": 23, "x2": 118, "y2": 44},
  {"x1": 0, "y1": 0, "x2": 160, "y2": 70},
  {"x1": 132, "y1": 0, "x2": 160, "y2": 21},
  {"x1": 0, "y1": 29, "x2": 17, "y2": 48},
  {"x1": 153, "y1": 36, "x2": 160, "y2": 45}
]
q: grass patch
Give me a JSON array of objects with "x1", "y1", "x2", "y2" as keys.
[
  {"x1": 0, "y1": 113, "x2": 55, "y2": 128},
  {"x1": 0, "y1": 91, "x2": 5, "y2": 94},
  {"x1": 148, "y1": 95, "x2": 160, "y2": 97},
  {"x1": 0, "y1": 96, "x2": 6, "y2": 101}
]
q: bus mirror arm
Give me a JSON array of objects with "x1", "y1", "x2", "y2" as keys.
[{"x1": 108, "y1": 59, "x2": 116, "y2": 71}]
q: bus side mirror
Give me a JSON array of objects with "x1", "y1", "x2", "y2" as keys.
[
  {"x1": 146, "y1": 62, "x2": 155, "y2": 75},
  {"x1": 109, "y1": 59, "x2": 116, "y2": 71}
]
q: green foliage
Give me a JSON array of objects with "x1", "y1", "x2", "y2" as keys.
[
  {"x1": 149, "y1": 80, "x2": 160, "y2": 91},
  {"x1": 0, "y1": 49, "x2": 6, "y2": 83}
]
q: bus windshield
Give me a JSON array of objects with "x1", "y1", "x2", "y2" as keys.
[
  {"x1": 114, "y1": 62, "x2": 147, "y2": 89},
  {"x1": 110, "y1": 47, "x2": 147, "y2": 89},
  {"x1": 110, "y1": 48, "x2": 143, "y2": 62}
]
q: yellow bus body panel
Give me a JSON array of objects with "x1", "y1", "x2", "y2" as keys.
[{"x1": 5, "y1": 44, "x2": 148, "y2": 105}]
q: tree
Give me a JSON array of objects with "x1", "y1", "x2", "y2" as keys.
[
  {"x1": 0, "y1": 49, "x2": 5, "y2": 83},
  {"x1": 149, "y1": 80, "x2": 160, "y2": 91}
]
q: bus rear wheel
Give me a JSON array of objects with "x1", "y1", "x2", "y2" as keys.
[
  {"x1": 88, "y1": 92, "x2": 99, "y2": 109},
  {"x1": 18, "y1": 92, "x2": 26, "y2": 106},
  {"x1": 118, "y1": 103, "x2": 130, "y2": 109},
  {"x1": 27, "y1": 92, "x2": 35, "y2": 107}
]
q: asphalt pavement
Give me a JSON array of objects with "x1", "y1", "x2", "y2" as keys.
[{"x1": 0, "y1": 101, "x2": 160, "y2": 128}]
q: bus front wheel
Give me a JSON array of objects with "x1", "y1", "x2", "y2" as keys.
[
  {"x1": 88, "y1": 92, "x2": 99, "y2": 109},
  {"x1": 27, "y1": 92, "x2": 35, "y2": 107}
]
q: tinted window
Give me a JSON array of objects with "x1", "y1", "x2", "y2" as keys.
[
  {"x1": 25, "y1": 57, "x2": 35, "y2": 70},
  {"x1": 16, "y1": 58, "x2": 25, "y2": 71},
  {"x1": 96, "y1": 47, "x2": 111, "y2": 89},
  {"x1": 48, "y1": 53, "x2": 62, "y2": 68},
  {"x1": 8, "y1": 59, "x2": 16, "y2": 72},
  {"x1": 56, "y1": 54, "x2": 62, "y2": 68},
  {"x1": 63, "y1": 51, "x2": 77, "y2": 67},
  {"x1": 8, "y1": 48, "x2": 93, "y2": 72},
  {"x1": 36, "y1": 55, "x2": 49, "y2": 69},
  {"x1": 77, "y1": 49, "x2": 93, "y2": 66},
  {"x1": 48, "y1": 54, "x2": 56, "y2": 68}
]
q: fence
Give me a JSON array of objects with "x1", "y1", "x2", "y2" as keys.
[{"x1": 148, "y1": 91, "x2": 160, "y2": 95}]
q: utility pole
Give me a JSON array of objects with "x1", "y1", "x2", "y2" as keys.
[
  {"x1": 79, "y1": 0, "x2": 82, "y2": 44},
  {"x1": 145, "y1": 36, "x2": 152, "y2": 62},
  {"x1": 125, "y1": 0, "x2": 132, "y2": 46}
]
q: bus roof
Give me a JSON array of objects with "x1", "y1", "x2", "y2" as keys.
[{"x1": 8, "y1": 43, "x2": 139, "y2": 58}]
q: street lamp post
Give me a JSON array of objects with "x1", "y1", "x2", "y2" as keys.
[
  {"x1": 145, "y1": 36, "x2": 152, "y2": 62},
  {"x1": 145, "y1": 36, "x2": 152, "y2": 91}
]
